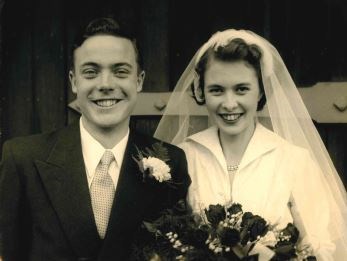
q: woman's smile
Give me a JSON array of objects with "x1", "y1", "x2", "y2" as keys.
[{"x1": 219, "y1": 113, "x2": 244, "y2": 123}]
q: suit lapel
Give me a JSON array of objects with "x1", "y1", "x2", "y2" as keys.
[{"x1": 35, "y1": 123, "x2": 101, "y2": 257}]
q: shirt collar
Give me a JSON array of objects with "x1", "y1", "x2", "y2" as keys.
[{"x1": 79, "y1": 118, "x2": 130, "y2": 178}]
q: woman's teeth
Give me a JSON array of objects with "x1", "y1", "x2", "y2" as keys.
[{"x1": 221, "y1": 114, "x2": 242, "y2": 121}]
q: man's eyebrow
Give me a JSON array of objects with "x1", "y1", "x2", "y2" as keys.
[
  {"x1": 79, "y1": 62, "x2": 134, "y2": 70},
  {"x1": 80, "y1": 62, "x2": 100, "y2": 68},
  {"x1": 111, "y1": 62, "x2": 133, "y2": 69}
]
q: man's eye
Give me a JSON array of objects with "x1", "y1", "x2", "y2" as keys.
[
  {"x1": 114, "y1": 69, "x2": 130, "y2": 78},
  {"x1": 82, "y1": 69, "x2": 98, "y2": 78}
]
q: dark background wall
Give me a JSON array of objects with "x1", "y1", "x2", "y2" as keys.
[{"x1": 0, "y1": 0, "x2": 346, "y2": 186}]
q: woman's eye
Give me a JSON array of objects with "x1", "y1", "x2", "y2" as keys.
[
  {"x1": 209, "y1": 88, "x2": 223, "y2": 94},
  {"x1": 236, "y1": 86, "x2": 249, "y2": 94}
]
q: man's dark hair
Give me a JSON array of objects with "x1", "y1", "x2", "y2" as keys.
[{"x1": 70, "y1": 17, "x2": 143, "y2": 72}]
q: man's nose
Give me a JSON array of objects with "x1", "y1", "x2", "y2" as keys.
[
  {"x1": 222, "y1": 92, "x2": 238, "y2": 111},
  {"x1": 97, "y1": 72, "x2": 114, "y2": 92}
]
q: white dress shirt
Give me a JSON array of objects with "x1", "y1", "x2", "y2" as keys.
[{"x1": 79, "y1": 119, "x2": 129, "y2": 189}]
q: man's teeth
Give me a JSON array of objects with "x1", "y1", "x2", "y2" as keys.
[
  {"x1": 221, "y1": 114, "x2": 242, "y2": 121},
  {"x1": 95, "y1": 100, "x2": 118, "y2": 107}
]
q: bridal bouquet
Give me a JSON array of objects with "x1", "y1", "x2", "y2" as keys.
[{"x1": 131, "y1": 200, "x2": 316, "y2": 261}]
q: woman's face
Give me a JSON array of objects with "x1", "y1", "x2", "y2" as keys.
[{"x1": 203, "y1": 58, "x2": 262, "y2": 137}]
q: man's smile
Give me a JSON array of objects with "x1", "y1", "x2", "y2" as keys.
[{"x1": 92, "y1": 98, "x2": 124, "y2": 108}]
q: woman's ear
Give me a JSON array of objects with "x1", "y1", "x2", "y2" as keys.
[
  {"x1": 193, "y1": 75, "x2": 205, "y2": 104},
  {"x1": 194, "y1": 85, "x2": 205, "y2": 103}
]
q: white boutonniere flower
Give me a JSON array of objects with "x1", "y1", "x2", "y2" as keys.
[
  {"x1": 133, "y1": 142, "x2": 172, "y2": 183},
  {"x1": 142, "y1": 156, "x2": 171, "y2": 182}
]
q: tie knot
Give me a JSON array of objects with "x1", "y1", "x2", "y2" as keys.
[{"x1": 100, "y1": 150, "x2": 114, "y2": 166}]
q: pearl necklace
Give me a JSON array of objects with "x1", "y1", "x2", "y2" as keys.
[{"x1": 227, "y1": 165, "x2": 239, "y2": 172}]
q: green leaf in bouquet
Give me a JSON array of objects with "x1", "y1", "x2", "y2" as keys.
[
  {"x1": 217, "y1": 227, "x2": 240, "y2": 247},
  {"x1": 182, "y1": 249, "x2": 217, "y2": 261},
  {"x1": 171, "y1": 199, "x2": 188, "y2": 215},
  {"x1": 180, "y1": 226, "x2": 209, "y2": 249},
  {"x1": 241, "y1": 254, "x2": 259, "y2": 261},
  {"x1": 231, "y1": 244, "x2": 246, "y2": 259},
  {"x1": 239, "y1": 227, "x2": 251, "y2": 246},
  {"x1": 143, "y1": 221, "x2": 161, "y2": 234},
  {"x1": 273, "y1": 242, "x2": 296, "y2": 259}
]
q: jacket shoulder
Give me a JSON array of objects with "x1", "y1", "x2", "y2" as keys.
[{"x1": 2, "y1": 127, "x2": 67, "y2": 160}]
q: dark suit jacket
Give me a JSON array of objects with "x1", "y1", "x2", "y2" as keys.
[{"x1": 0, "y1": 122, "x2": 190, "y2": 261}]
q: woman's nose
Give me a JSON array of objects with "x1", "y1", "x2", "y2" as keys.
[{"x1": 221, "y1": 92, "x2": 238, "y2": 111}]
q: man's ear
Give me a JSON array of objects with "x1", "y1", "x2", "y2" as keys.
[
  {"x1": 136, "y1": 70, "x2": 145, "y2": 92},
  {"x1": 69, "y1": 70, "x2": 77, "y2": 94}
]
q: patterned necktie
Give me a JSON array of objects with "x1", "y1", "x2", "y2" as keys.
[{"x1": 90, "y1": 150, "x2": 115, "y2": 239}]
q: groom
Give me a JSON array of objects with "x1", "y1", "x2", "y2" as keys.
[{"x1": 0, "y1": 17, "x2": 190, "y2": 260}]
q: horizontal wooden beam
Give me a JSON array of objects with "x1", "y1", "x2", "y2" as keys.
[
  {"x1": 298, "y1": 82, "x2": 347, "y2": 123},
  {"x1": 68, "y1": 82, "x2": 347, "y2": 123}
]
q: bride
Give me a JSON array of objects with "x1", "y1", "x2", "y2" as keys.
[{"x1": 155, "y1": 29, "x2": 347, "y2": 260}]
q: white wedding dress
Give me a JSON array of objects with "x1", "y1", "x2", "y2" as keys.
[{"x1": 179, "y1": 123, "x2": 335, "y2": 260}]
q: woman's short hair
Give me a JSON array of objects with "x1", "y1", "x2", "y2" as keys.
[{"x1": 192, "y1": 38, "x2": 266, "y2": 111}]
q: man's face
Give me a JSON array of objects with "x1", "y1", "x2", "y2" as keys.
[{"x1": 70, "y1": 35, "x2": 145, "y2": 133}]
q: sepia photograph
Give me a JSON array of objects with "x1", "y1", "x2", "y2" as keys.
[{"x1": 0, "y1": 0, "x2": 346, "y2": 260}]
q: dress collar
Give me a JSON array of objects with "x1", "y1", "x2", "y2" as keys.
[{"x1": 186, "y1": 123, "x2": 281, "y2": 170}]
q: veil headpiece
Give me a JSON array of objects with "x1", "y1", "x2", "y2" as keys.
[{"x1": 154, "y1": 29, "x2": 347, "y2": 257}]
